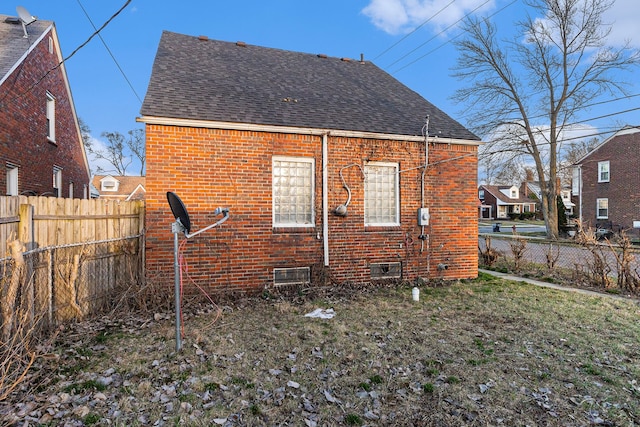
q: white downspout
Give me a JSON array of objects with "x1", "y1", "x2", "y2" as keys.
[
  {"x1": 323, "y1": 133, "x2": 329, "y2": 266},
  {"x1": 578, "y1": 165, "x2": 583, "y2": 225}
]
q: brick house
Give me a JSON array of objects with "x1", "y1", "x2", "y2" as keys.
[
  {"x1": 92, "y1": 175, "x2": 145, "y2": 201},
  {"x1": 573, "y1": 126, "x2": 640, "y2": 235},
  {"x1": 478, "y1": 184, "x2": 538, "y2": 219},
  {"x1": 0, "y1": 13, "x2": 90, "y2": 198},
  {"x1": 139, "y1": 31, "x2": 481, "y2": 294}
]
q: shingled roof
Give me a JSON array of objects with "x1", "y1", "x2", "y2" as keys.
[
  {"x1": 0, "y1": 14, "x2": 52, "y2": 82},
  {"x1": 141, "y1": 31, "x2": 479, "y2": 141}
]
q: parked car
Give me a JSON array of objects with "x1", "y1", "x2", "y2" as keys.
[{"x1": 595, "y1": 228, "x2": 614, "y2": 240}]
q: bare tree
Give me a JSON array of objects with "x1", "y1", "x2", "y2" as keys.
[
  {"x1": 85, "y1": 129, "x2": 146, "y2": 176},
  {"x1": 557, "y1": 136, "x2": 600, "y2": 184},
  {"x1": 454, "y1": 0, "x2": 639, "y2": 238}
]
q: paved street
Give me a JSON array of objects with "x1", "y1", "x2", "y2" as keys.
[{"x1": 478, "y1": 230, "x2": 640, "y2": 274}]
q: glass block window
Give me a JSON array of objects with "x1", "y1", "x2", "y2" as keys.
[
  {"x1": 598, "y1": 161, "x2": 610, "y2": 183},
  {"x1": 364, "y1": 162, "x2": 399, "y2": 226},
  {"x1": 273, "y1": 157, "x2": 314, "y2": 227},
  {"x1": 370, "y1": 262, "x2": 402, "y2": 279},
  {"x1": 596, "y1": 198, "x2": 608, "y2": 219},
  {"x1": 273, "y1": 267, "x2": 310, "y2": 286}
]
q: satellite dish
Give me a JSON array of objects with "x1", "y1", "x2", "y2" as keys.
[
  {"x1": 166, "y1": 191, "x2": 191, "y2": 234},
  {"x1": 165, "y1": 191, "x2": 229, "y2": 352},
  {"x1": 16, "y1": 6, "x2": 36, "y2": 38},
  {"x1": 16, "y1": 6, "x2": 36, "y2": 25}
]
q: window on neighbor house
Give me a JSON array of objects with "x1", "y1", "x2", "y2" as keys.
[
  {"x1": 596, "y1": 198, "x2": 608, "y2": 219},
  {"x1": 272, "y1": 157, "x2": 314, "y2": 227},
  {"x1": 6, "y1": 165, "x2": 18, "y2": 196},
  {"x1": 53, "y1": 166, "x2": 62, "y2": 197},
  {"x1": 46, "y1": 92, "x2": 56, "y2": 142},
  {"x1": 364, "y1": 162, "x2": 399, "y2": 226},
  {"x1": 511, "y1": 189, "x2": 517, "y2": 198},
  {"x1": 68, "y1": 182, "x2": 74, "y2": 198},
  {"x1": 598, "y1": 161, "x2": 610, "y2": 183},
  {"x1": 478, "y1": 189, "x2": 484, "y2": 199}
]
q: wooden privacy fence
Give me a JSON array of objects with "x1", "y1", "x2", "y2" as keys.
[
  {"x1": 1, "y1": 196, "x2": 145, "y2": 337},
  {"x1": 0, "y1": 196, "x2": 144, "y2": 255}
]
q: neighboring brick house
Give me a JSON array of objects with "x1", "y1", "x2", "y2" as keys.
[
  {"x1": 92, "y1": 175, "x2": 145, "y2": 201},
  {"x1": 0, "y1": 13, "x2": 90, "y2": 198},
  {"x1": 478, "y1": 184, "x2": 537, "y2": 220},
  {"x1": 573, "y1": 126, "x2": 640, "y2": 235},
  {"x1": 139, "y1": 31, "x2": 481, "y2": 294},
  {"x1": 519, "y1": 181, "x2": 575, "y2": 216}
]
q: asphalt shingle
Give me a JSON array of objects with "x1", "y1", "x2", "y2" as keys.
[
  {"x1": 0, "y1": 14, "x2": 52, "y2": 82},
  {"x1": 141, "y1": 31, "x2": 479, "y2": 141}
]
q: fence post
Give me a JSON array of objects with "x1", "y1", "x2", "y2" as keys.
[
  {"x1": 18, "y1": 204, "x2": 35, "y2": 326},
  {"x1": 18, "y1": 204, "x2": 34, "y2": 251},
  {"x1": 138, "y1": 203, "x2": 146, "y2": 285}
]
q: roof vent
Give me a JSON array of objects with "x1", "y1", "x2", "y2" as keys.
[
  {"x1": 198, "y1": 35, "x2": 208, "y2": 41},
  {"x1": 4, "y1": 17, "x2": 20, "y2": 24},
  {"x1": 236, "y1": 41, "x2": 247, "y2": 47},
  {"x1": 317, "y1": 53, "x2": 327, "y2": 59},
  {"x1": 341, "y1": 57, "x2": 351, "y2": 62}
]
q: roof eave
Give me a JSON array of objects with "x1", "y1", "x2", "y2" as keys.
[{"x1": 136, "y1": 115, "x2": 484, "y2": 146}]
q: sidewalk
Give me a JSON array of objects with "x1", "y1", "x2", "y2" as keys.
[{"x1": 478, "y1": 268, "x2": 637, "y2": 302}]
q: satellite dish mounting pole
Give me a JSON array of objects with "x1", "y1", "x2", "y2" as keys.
[
  {"x1": 166, "y1": 192, "x2": 229, "y2": 352},
  {"x1": 172, "y1": 219, "x2": 186, "y2": 352}
]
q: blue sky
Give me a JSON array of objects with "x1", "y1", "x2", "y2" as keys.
[{"x1": 7, "y1": 0, "x2": 639, "y2": 175}]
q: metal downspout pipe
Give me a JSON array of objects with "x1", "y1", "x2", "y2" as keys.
[{"x1": 323, "y1": 133, "x2": 329, "y2": 266}]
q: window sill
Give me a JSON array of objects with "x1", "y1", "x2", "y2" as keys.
[
  {"x1": 273, "y1": 226, "x2": 316, "y2": 234},
  {"x1": 365, "y1": 225, "x2": 401, "y2": 232}
]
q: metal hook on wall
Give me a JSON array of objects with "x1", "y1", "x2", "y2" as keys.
[{"x1": 334, "y1": 163, "x2": 365, "y2": 216}]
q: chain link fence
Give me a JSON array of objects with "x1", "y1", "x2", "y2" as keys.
[
  {"x1": 1, "y1": 236, "x2": 145, "y2": 338},
  {"x1": 479, "y1": 233, "x2": 640, "y2": 294}
]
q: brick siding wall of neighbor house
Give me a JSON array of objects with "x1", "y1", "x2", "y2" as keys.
[
  {"x1": 579, "y1": 131, "x2": 640, "y2": 231},
  {"x1": 145, "y1": 125, "x2": 478, "y2": 294},
  {"x1": 0, "y1": 27, "x2": 88, "y2": 198}
]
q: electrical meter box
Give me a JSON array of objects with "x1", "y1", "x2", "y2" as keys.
[{"x1": 417, "y1": 208, "x2": 430, "y2": 226}]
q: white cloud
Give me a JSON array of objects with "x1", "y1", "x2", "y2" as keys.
[
  {"x1": 362, "y1": 0, "x2": 496, "y2": 35},
  {"x1": 604, "y1": 0, "x2": 640, "y2": 48}
]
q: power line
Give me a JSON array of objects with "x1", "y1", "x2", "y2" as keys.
[
  {"x1": 386, "y1": 0, "x2": 492, "y2": 70},
  {"x1": 15, "y1": 0, "x2": 131, "y2": 99},
  {"x1": 373, "y1": 0, "x2": 456, "y2": 61},
  {"x1": 76, "y1": 0, "x2": 142, "y2": 104},
  {"x1": 0, "y1": 28, "x2": 33, "y2": 106},
  {"x1": 390, "y1": 0, "x2": 518, "y2": 74}
]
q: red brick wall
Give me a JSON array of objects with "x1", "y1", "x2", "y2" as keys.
[
  {"x1": 145, "y1": 124, "x2": 478, "y2": 295},
  {"x1": 0, "y1": 28, "x2": 89, "y2": 197},
  {"x1": 580, "y1": 131, "x2": 640, "y2": 233}
]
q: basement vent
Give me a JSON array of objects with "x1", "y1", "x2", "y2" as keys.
[
  {"x1": 370, "y1": 262, "x2": 402, "y2": 279},
  {"x1": 274, "y1": 267, "x2": 310, "y2": 286}
]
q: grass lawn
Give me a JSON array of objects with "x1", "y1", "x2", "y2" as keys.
[{"x1": 5, "y1": 273, "x2": 640, "y2": 426}]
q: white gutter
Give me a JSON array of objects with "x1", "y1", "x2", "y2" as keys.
[
  {"x1": 322, "y1": 134, "x2": 329, "y2": 266},
  {"x1": 578, "y1": 165, "x2": 583, "y2": 225},
  {"x1": 136, "y1": 115, "x2": 483, "y2": 147}
]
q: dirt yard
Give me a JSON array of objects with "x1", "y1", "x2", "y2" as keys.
[{"x1": 3, "y1": 273, "x2": 640, "y2": 426}]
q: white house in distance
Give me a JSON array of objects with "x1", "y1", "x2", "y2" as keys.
[{"x1": 479, "y1": 184, "x2": 538, "y2": 219}]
